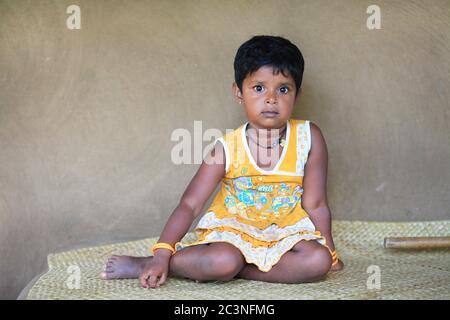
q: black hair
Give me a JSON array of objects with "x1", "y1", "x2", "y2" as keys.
[{"x1": 233, "y1": 35, "x2": 305, "y2": 97}]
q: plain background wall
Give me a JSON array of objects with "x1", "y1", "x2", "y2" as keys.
[{"x1": 1, "y1": 0, "x2": 449, "y2": 299}]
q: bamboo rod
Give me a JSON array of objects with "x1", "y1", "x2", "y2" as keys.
[{"x1": 384, "y1": 236, "x2": 450, "y2": 249}]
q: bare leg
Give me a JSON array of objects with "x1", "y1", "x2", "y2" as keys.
[
  {"x1": 99, "y1": 249, "x2": 210, "y2": 281},
  {"x1": 236, "y1": 240, "x2": 332, "y2": 283},
  {"x1": 101, "y1": 242, "x2": 246, "y2": 282},
  {"x1": 169, "y1": 242, "x2": 245, "y2": 281}
]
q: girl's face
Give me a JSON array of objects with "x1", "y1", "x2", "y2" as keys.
[{"x1": 233, "y1": 65, "x2": 300, "y2": 130}]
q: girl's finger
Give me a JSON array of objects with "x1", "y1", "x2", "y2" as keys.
[
  {"x1": 147, "y1": 274, "x2": 158, "y2": 288},
  {"x1": 140, "y1": 273, "x2": 149, "y2": 288},
  {"x1": 156, "y1": 272, "x2": 167, "y2": 287}
]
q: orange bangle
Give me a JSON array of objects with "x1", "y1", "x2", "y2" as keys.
[
  {"x1": 324, "y1": 246, "x2": 339, "y2": 265},
  {"x1": 330, "y1": 250, "x2": 338, "y2": 264},
  {"x1": 151, "y1": 242, "x2": 176, "y2": 255}
]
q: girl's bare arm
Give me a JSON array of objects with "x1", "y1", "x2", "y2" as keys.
[
  {"x1": 301, "y1": 122, "x2": 337, "y2": 252},
  {"x1": 152, "y1": 140, "x2": 226, "y2": 260}
]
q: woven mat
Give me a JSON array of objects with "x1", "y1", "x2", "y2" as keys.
[{"x1": 25, "y1": 220, "x2": 450, "y2": 300}]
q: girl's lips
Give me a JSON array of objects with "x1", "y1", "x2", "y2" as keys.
[{"x1": 261, "y1": 111, "x2": 279, "y2": 118}]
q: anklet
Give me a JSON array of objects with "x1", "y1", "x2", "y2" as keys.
[
  {"x1": 331, "y1": 250, "x2": 339, "y2": 266},
  {"x1": 151, "y1": 242, "x2": 176, "y2": 255},
  {"x1": 325, "y1": 245, "x2": 339, "y2": 266}
]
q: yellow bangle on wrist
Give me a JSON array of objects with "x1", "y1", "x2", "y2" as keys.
[{"x1": 151, "y1": 242, "x2": 176, "y2": 255}]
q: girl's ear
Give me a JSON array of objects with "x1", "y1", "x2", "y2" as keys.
[{"x1": 232, "y1": 82, "x2": 244, "y2": 104}]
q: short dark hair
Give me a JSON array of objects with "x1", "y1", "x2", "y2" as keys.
[{"x1": 233, "y1": 35, "x2": 305, "y2": 96}]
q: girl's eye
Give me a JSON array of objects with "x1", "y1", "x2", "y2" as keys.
[
  {"x1": 253, "y1": 85, "x2": 264, "y2": 92},
  {"x1": 279, "y1": 86, "x2": 289, "y2": 94}
]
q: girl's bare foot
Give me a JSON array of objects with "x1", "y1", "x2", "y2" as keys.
[
  {"x1": 330, "y1": 259, "x2": 344, "y2": 272},
  {"x1": 100, "y1": 255, "x2": 151, "y2": 280}
]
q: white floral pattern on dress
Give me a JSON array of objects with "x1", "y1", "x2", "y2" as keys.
[{"x1": 196, "y1": 211, "x2": 320, "y2": 242}]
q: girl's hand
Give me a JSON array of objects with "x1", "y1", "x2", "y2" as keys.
[
  {"x1": 330, "y1": 259, "x2": 344, "y2": 272},
  {"x1": 139, "y1": 255, "x2": 170, "y2": 289}
]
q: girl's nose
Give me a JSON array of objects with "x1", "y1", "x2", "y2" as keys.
[{"x1": 265, "y1": 92, "x2": 278, "y2": 104}]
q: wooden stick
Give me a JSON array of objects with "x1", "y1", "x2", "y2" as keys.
[{"x1": 384, "y1": 237, "x2": 450, "y2": 249}]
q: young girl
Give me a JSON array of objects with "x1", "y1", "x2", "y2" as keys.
[{"x1": 100, "y1": 35, "x2": 343, "y2": 289}]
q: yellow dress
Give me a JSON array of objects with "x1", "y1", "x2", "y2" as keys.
[{"x1": 175, "y1": 118, "x2": 328, "y2": 272}]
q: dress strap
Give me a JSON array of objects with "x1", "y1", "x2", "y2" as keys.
[{"x1": 295, "y1": 120, "x2": 311, "y2": 176}]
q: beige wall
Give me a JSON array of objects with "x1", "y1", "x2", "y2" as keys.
[{"x1": 1, "y1": 0, "x2": 449, "y2": 299}]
